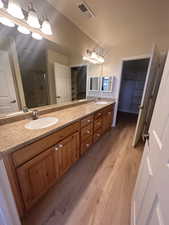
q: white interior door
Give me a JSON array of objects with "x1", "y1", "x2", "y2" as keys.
[
  {"x1": 132, "y1": 46, "x2": 163, "y2": 147},
  {"x1": 131, "y1": 51, "x2": 169, "y2": 225},
  {"x1": 54, "y1": 62, "x2": 71, "y2": 104},
  {"x1": 0, "y1": 50, "x2": 19, "y2": 115}
]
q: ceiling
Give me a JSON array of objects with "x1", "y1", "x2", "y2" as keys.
[{"x1": 47, "y1": 0, "x2": 169, "y2": 50}]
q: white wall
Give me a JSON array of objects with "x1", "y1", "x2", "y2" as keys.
[{"x1": 0, "y1": 160, "x2": 21, "y2": 225}]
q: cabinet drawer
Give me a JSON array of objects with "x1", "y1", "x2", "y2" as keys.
[
  {"x1": 94, "y1": 117, "x2": 102, "y2": 131},
  {"x1": 94, "y1": 110, "x2": 103, "y2": 120},
  {"x1": 81, "y1": 123, "x2": 93, "y2": 142},
  {"x1": 80, "y1": 136, "x2": 93, "y2": 155},
  {"x1": 93, "y1": 128, "x2": 102, "y2": 143},
  {"x1": 81, "y1": 115, "x2": 93, "y2": 128},
  {"x1": 12, "y1": 122, "x2": 80, "y2": 167}
]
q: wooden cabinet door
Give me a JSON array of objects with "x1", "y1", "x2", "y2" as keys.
[
  {"x1": 102, "y1": 110, "x2": 113, "y2": 133},
  {"x1": 17, "y1": 148, "x2": 56, "y2": 210},
  {"x1": 57, "y1": 132, "x2": 80, "y2": 176}
]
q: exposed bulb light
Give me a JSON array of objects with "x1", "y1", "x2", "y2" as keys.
[
  {"x1": 0, "y1": 17, "x2": 15, "y2": 27},
  {"x1": 32, "y1": 32, "x2": 42, "y2": 40},
  {"x1": 91, "y1": 52, "x2": 98, "y2": 60},
  {"x1": 41, "y1": 19, "x2": 52, "y2": 35},
  {"x1": 7, "y1": 0, "x2": 24, "y2": 19},
  {"x1": 97, "y1": 55, "x2": 105, "y2": 63},
  {"x1": 83, "y1": 56, "x2": 98, "y2": 64},
  {"x1": 0, "y1": 0, "x2": 4, "y2": 8},
  {"x1": 17, "y1": 25, "x2": 30, "y2": 34},
  {"x1": 27, "y1": 10, "x2": 40, "y2": 28},
  {"x1": 91, "y1": 51, "x2": 104, "y2": 63}
]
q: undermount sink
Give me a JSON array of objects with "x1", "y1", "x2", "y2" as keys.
[
  {"x1": 95, "y1": 101, "x2": 108, "y2": 105},
  {"x1": 25, "y1": 117, "x2": 59, "y2": 130}
]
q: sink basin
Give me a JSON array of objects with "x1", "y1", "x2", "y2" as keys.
[
  {"x1": 95, "y1": 101, "x2": 108, "y2": 105},
  {"x1": 25, "y1": 117, "x2": 59, "y2": 130}
]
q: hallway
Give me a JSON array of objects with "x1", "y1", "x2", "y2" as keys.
[{"x1": 23, "y1": 118, "x2": 143, "y2": 225}]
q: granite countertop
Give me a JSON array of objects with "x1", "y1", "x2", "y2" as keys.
[{"x1": 0, "y1": 101, "x2": 115, "y2": 158}]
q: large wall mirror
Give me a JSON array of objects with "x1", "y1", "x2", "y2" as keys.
[{"x1": 0, "y1": 25, "x2": 88, "y2": 117}]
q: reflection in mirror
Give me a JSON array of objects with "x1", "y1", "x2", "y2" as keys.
[
  {"x1": 0, "y1": 25, "x2": 88, "y2": 117},
  {"x1": 89, "y1": 77, "x2": 99, "y2": 91},
  {"x1": 101, "y1": 76, "x2": 113, "y2": 92}
]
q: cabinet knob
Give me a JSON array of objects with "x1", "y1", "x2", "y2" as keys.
[
  {"x1": 86, "y1": 143, "x2": 90, "y2": 147},
  {"x1": 97, "y1": 133, "x2": 100, "y2": 137},
  {"x1": 87, "y1": 130, "x2": 90, "y2": 134},
  {"x1": 87, "y1": 120, "x2": 91, "y2": 123},
  {"x1": 55, "y1": 146, "x2": 59, "y2": 151},
  {"x1": 59, "y1": 144, "x2": 63, "y2": 148}
]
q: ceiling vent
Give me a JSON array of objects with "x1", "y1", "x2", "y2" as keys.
[{"x1": 78, "y1": 1, "x2": 95, "y2": 18}]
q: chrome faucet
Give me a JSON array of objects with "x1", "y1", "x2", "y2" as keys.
[{"x1": 32, "y1": 110, "x2": 39, "y2": 120}]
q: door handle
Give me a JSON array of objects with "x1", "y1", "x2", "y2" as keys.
[{"x1": 10, "y1": 100, "x2": 16, "y2": 103}]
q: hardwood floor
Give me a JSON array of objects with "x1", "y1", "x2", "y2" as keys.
[{"x1": 23, "y1": 116, "x2": 143, "y2": 225}]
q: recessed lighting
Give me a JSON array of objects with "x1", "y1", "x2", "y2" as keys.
[
  {"x1": 32, "y1": 32, "x2": 43, "y2": 40},
  {"x1": 41, "y1": 20, "x2": 52, "y2": 35},
  {"x1": 27, "y1": 10, "x2": 40, "y2": 29},
  {"x1": 0, "y1": 17, "x2": 15, "y2": 27},
  {"x1": 7, "y1": 0, "x2": 24, "y2": 19},
  {"x1": 17, "y1": 26, "x2": 30, "y2": 35}
]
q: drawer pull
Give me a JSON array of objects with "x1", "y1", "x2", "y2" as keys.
[
  {"x1": 96, "y1": 133, "x2": 100, "y2": 137},
  {"x1": 86, "y1": 143, "x2": 90, "y2": 147},
  {"x1": 98, "y1": 113, "x2": 102, "y2": 116},
  {"x1": 87, "y1": 130, "x2": 90, "y2": 134},
  {"x1": 87, "y1": 120, "x2": 91, "y2": 123},
  {"x1": 59, "y1": 144, "x2": 63, "y2": 148}
]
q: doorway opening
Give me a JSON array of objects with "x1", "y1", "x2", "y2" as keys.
[
  {"x1": 71, "y1": 66, "x2": 87, "y2": 101},
  {"x1": 117, "y1": 58, "x2": 150, "y2": 124}
]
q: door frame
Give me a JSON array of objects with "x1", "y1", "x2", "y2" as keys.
[
  {"x1": 70, "y1": 64, "x2": 88, "y2": 100},
  {"x1": 113, "y1": 54, "x2": 151, "y2": 126}
]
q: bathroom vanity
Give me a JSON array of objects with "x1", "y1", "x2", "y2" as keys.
[{"x1": 0, "y1": 101, "x2": 115, "y2": 217}]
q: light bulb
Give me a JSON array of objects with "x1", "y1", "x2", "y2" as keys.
[
  {"x1": 0, "y1": 0, "x2": 4, "y2": 8},
  {"x1": 97, "y1": 56, "x2": 104, "y2": 63},
  {"x1": 91, "y1": 52, "x2": 98, "y2": 60},
  {"x1": 0, "y1": 17, "x2": 15, "y2": 27},
  {"x1": 27, "y1": 10, "x2": 40, "y2": 28},
  {"x1": 7, "y1": 0, "x2": 24, "y2": 19},
  {"x1": 41, "y1": 20, "x2": 52, "y2": 35},
  {"x1": 32, "y1": 32, "x2": 42, "y2": 40},
  {"x1": 83, "y1": 56, "x2": 98, "y2": 64},
  {"x1": 17, "y1": 26, "x2": 30, "y2": 34}
]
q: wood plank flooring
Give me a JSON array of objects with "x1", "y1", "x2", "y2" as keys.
[{"x1": 23, "y1": 115, "x2": 143, "y2": 225}]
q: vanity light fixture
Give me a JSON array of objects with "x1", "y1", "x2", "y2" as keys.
[
  {"x1": 41, "y1": 19, "x2": 52, "y2": 35},
  {"x1": 32, "y1": 32, "x2": 42, "y2": 40},
  {"x1": 17, "y1": 25, "x2": 30, "y2": 34},
  {"x1": 0, "y1": 17, "x2": 15, "y2": 27},
  {"x1": 7, "y1": 0, "x2": 24, "y2": 19},
  {"x1": 91, "y1": 51, "x2": 105, "y2": 63},
  {"x1": 0, "y1": 0, "x2": 4, "y2": 8},
  {"x1": 27, "y1": 3, "x2": 40, "y2": 29},
  {"x1": 83, "y1": 56, "x2": 97, "y2": 64},
  {"x1": 83, "y1": 49, "x2": 105, "y2": 64}
]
